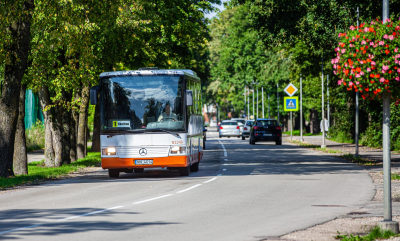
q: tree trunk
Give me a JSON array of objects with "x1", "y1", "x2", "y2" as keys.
[
  {"x1": 61, "y1": 91, "x2": 71, "y2": 164},
  {"x1": 0, "y1": 1, "x2": 34, "y2": 177},
  {"x1": 13, "y1": 84, "x2": 28, "y2": 175},
  {"x1": 39, "y1": 85, "x2": 63, "y2": 167},
  {"x1": 91, "y1": 103, "x2": 101, "y2": 152},
  {"x1": 39, "y1": 87, "x2": 55, "y2": 167},
  {"x1": 77, "y1": 82, "x2": 90, "y2": 159},
  {"x1": 309, "y1": 108, "x2": 319, "y2": 134},
  {"x1": 70, "y1": 109, "x2": 77, "y2": 162}
]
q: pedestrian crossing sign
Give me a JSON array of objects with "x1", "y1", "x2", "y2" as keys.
[{"x1": 284, "y1": 97, "x2": 299, "y2": 111}]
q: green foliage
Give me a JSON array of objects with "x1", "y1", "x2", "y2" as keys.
[
  {"x1": 25, "y1": 121, "x2": 45, "y2": 152},
  {"x1": 392, "y1": 173, "x2": 400, "y2": 180},
  {"x1": 282, "y1": 130, "x2": 321, "y2": 136},
  {"x1": 207, "y1": 3, "x2": 291, "y2": 117},
  {"x1": 329, "y1": 130, "x2": 354, "y2": 144},
  {"x1": 0, "y1": 152, "x2": 101, "y2": 189},
  {"x1": 336, "y1": 226, "x2": 398, "y2": 240}
]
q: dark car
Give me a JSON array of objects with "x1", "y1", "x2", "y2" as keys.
[{"x1": 249, "y1": 118, "x2": 282, "y2": 145}]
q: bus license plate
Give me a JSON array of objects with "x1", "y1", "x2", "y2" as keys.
[
  {"x1": 263, "y1": 134, "x2": 272, "y2": 136},
  {"x1": 135, "y1": 160, "x2": 153, "y2": 165}
]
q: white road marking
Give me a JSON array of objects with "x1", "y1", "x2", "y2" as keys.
[
  {"x1": 223, "y1": 169, "x2": 227, "y2": 171},
  {"x1": 176, "y1": 184, "x2": 202, "y2": 193},
  {"x1": 0, "y1": 224, "x2": 43, "y2": 235},
  {"x1": 218, "y1": 140, "x2": 227, "y2": 157},
  {"x1": 59, "y1": 206, "x2": 124, "y2": 221},
  {"x1": 203, "y1": 177, "x2": 218, "y2": 183},
  {"x1": 133, "y1": 194, "x2": 173, "y2": 204},
  {"x1": 217, "y1": 174, "x2": 222, "y2": 176}
]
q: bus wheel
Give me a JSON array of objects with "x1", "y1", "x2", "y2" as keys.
[
  {"x1": 190, "y1": 162, "x2": 199, "y2": 172},
  {"x1": 109, "y1": 169, "x2": 119, "y2": 178},
  {"x1": 178, "y1": 165, "x2": 190, "y2": 176},
  {"x1": 134, "y1": 168, "x2": 144, "y2": 173}
]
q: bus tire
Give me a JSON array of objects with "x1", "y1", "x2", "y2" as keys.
[
  {"x1": 179, "y1": 165, "x2": 190, "y2": 176},
  {"x1": 276, "y1": 140, "x2": 282, "y2": 145},
  {"x1": 203, "y1": 139, "x2": 206, "y2": 150},
  {"x1": 190, "y1": 162, "x2": 199, "y2": 172},
  {"x1": 134, "y1": 168, "x2": 144, "y2": 173},
  {"x1": 109, "y1": 169, "x2": 119, "y2": 178}
]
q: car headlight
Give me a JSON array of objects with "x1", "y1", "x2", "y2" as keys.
[
  {"x1": 102, "y1": 147, "x2": 117, "y2": 156},
  {"x1": 170, "y1": 146, "x2": 186, "y2": 154}
]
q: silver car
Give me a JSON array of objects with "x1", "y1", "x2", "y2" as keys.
[
  {"x1": 219, "y1": 121, "x2": 241, "y2": 138},
  {"x1": 241, "y1": 120, "x2": 254, "y2": 140}
]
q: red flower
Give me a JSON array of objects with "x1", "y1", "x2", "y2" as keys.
[
  {"x1": 389, "y1": 70, "x2": 393, "y2": 74},
  {"x1": 385, "y1": 49, "x2": 390, "y2": 55},
  {"x1": 353, "y1": 53, "x2": 356, "y2": 57},
  {"x1": 371, "y1": 80, "x2": 375, "y2": 84},
  {"x1": 365, "y1": 88, "x2": 369, "y2": 92},
  {"x1": 349, "y1": 75, "x2": 353, "y2": 79}
]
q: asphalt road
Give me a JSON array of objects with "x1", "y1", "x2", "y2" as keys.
[{"x1": 0, "y1": 130, "x2": 375, "y2": 241}]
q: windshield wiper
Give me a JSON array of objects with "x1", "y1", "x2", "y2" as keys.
[
  {"x1": 105, "y1": 129, "x2": 181, "y2": 138},
  {"x1": 105, "y1": 129, "x2": 145, "y2": 138},
  {"x1": 143, "y1": 128, "x2": 181, "y2": 138}
]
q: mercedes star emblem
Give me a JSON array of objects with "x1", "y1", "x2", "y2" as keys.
[{"x1": 139, "y1": 148, "x2": 147, "y2": 156}]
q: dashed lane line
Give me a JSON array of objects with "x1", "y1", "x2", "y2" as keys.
[
  {"x1": 176, "y1": 184, "x2": 202, "y2": 193},
  {"x1": 58, "y1": 206, "x2": 124, "y2": 221},
  {"x1": 203, "y1": 177, "x2": 218, "y2": 183},
  {"x1": 133, "y1": 194, "x2": 173, "y2": 204}
]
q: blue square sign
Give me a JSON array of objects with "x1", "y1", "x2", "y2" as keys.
[{"x1": 284, "y1": 97, "x2": 298, "y2": 111}]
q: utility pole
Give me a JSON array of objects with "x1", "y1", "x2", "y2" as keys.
[
  {"x1": 327, "y1": 75, "x2": 330, "y2": 130},
  {"x1": 355, "y1": 7, "x2": 360, "y2": 157},
  {"x1": 321, "y1": 55, "x2": 326, "y2": 148},
  {"x1": 268, "y1": 92, "x2": 270, "y2": 118},
  {"x1": 257, "y1": 88, "x2": 259, "y2": 119},
  {"x1": 379, "y1": 0, "x2": 399, "y2": 233},
  {"x1": 262, "y1": 87, "x2": 264, "y2": 118},
  {"x1": 244, "y1": 86, "x2": 246, "y2": 119},
  {"x1": 300, "y1": 74, "x2": 303, "y2": 142},
  {"x1": 248, "y1": 87, "x2": 250, "y2": 120}
]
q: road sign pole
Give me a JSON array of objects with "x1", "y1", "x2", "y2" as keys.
[
  {"x1": 355, "y1": 7, "x2": 359, "y2": 157},
  {"x1": 321, "y1": 56, "x2": 326, "y2": 148},
  {"x1": 290, "y1": 111, "x2": 293, "y2": 141},
  {"x1": 300, "y1": 74, "x2": 303, "y2": 142},
  {"x1": 253, "y1": 88, "x2": 254, "y2": 120}
]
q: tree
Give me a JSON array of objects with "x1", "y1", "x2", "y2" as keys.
[{"x1": 0, "y1": 1, "x2": 34, "y2": 177}]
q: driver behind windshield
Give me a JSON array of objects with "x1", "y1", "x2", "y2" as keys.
[{"x1": 158, "y1": 102, "x2": 177, "y2": 121}]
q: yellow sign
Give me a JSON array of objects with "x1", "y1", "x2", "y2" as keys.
[
  {"x1": 284, "y1": 97, "x2": 299, "y2": 111},
  {"x1": 113, "y1": 121, "x2": 118, "y2": 127},
  {"x1": 284, "y1": 83, "x2": 298, "y2": 97}
]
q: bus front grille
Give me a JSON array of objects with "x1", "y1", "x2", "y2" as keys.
[{"x1": 117, "y1": 146, "x2": 170, "y2": 158}]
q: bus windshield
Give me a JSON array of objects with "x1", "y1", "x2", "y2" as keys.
[{"x1": 100, "y1": 75, "x2": 185, "y2": 133}]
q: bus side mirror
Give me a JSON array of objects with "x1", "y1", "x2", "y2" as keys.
[
  {"x1": 90, "y1": 85, "x2": 101, "y2": 105},
  {"x1": 186, "y1": 90, "x2": 193, "y2": 106}
]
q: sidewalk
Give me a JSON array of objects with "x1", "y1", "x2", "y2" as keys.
[
  {"x1": 284, "y1": 135, "x2": 400, "y2": 165},
  {"x1": 27, "y1": 142, "x2": 92, "y2": 164},
  {"x1": 281, "y1": 135, "x2": 400, "y2": 240}
]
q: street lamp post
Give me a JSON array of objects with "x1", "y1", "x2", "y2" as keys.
[
  {"x1": 321, "y1": 56, "x2": 326, "y2": 148},
  {"x1": 262, "y1": 87, "x2": 264, "y2": 118},
  {"x1": 355, "y1": 7, "x2": 360, "y2": 157},
  {"x1": 379, "y1": 0, "x2": 399, "y2": 233},
  {"x1": 268, "y1": 92, "x2": 270, "y2": 118}
]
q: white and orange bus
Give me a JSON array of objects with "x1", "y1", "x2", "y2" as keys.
[{"x1": 90, "y1": 68, "x2": 204, "y2": 178}]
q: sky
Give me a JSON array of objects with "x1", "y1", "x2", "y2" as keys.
[{"x1": 205, "y1": 0, "x2": 228, "y2": 19}]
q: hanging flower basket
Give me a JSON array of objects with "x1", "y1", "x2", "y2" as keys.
[{"x1": 332, "y1": 18, "x2": 400, "y2": 102}]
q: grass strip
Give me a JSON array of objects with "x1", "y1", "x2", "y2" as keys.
[
  {"x1": 282, "y1": 130, "x2": 322, "y2": 136},
  {"x1": 336, "y1": 226, "x2": 398, "y2": 240},
  {"x1": 0, "y1": 152, "x2": 101, "y2": 190},
  {"x1": 288, "y1": 140, "x2": 379, "y2": 166}
]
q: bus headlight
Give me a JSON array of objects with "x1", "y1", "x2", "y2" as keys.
[
  {"x1": 170, "y1": 146, "x2": 186, "y2": 155},
  {"x1": 102, "y1": 147, "x2": 117, "y2": 156}
]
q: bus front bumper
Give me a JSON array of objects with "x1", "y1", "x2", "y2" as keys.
[{"x1": 102, "y1": 155, "x2": 190, "y2": 169}]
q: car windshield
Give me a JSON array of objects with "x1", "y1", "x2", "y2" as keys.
[
  {"x1": 256, "y1": 120, "x2": 278, "y2": 126},
  {"x1": 236, "y1": 120, "x2": 245, "y2": 124},
  {"x1": 245, "y1": 121, "x2": 254, "y2": 126},
  {"x1": 222, "y1": 121, "x2": 238, "y2": 126},
  {"x1": 100, "y1": 75, "x2": 185, "y2": 133}
]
